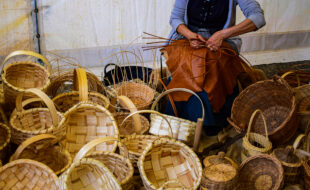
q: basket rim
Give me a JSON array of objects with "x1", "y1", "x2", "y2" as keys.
[
  {"x1": 203, "y1": 154, "x2": 238, "y2": 169},
  {"x1": 242, "y1": 132, "x2": 272, "y2": 153},
  {"x1": 272, "y1": 148, "x2": 302, "y2": 168},
  {"x1": 0, "y1": 123, "x2": 11, "y2": 151}
]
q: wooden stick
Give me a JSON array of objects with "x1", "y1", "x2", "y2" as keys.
[{"x1": 193, "y1": 118, "x2": 204, "y2": 152}]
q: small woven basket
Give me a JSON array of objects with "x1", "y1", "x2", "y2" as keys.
[
  {"x1": 74, "y1": 137, "x2": 134, "y2": 190},
  {"x1": 303, "y1": 159, "x2": 310, "y2": 189},
  {"x1": 0, "y1": 123, "x2": 11, "y2": 162},
  {"x1": 1, "y1": 50, "x2": 51, "y2": 110},
  {"x1": 10, "y1": 134, "x2": 72, "y2": 175},
  {"x1": 10, "y1": 88, "x2": 66, "y2": 144},
  {"x1": 60, "y1": 158, "x2": 121, "y2": 190},
  {"x1": 138, "y1": 137, "x2": 202, "y2": 190},
  {"x1": 241, "y1": 109, "x2": 272, "y2": 162},
  {"x1": 239, "y1": 154, "x2": 284, "y2": 190},
  {"x1": 114, "y1": 112, "x2": 149, "y2": 137},
  {"x1": 0, "y1": 159, "x2": 60, "y2": 189}
]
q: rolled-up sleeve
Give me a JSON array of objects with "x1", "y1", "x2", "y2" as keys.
[
  {"x1": 169, "y1": 0, "x2": 187, "y2": 32},
  {"x1": 237, "y1": 0, "x2": 266, "y2": 29}
]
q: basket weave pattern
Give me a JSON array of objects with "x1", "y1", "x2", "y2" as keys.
[
  {"x1": 114, "y1": 112, "x2": 149, "y2": 137},
  {"x1": 0, "y1": 123, "x2": 10, "y2": 161}
]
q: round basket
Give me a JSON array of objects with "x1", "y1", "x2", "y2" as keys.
[
  {"x1": 239, "y1": 154, "x2": 284, "y2": 190},
  {"x1": 138, "y1": 137, "x2": 202, "y2": 190},
  {"x1": 74, "y1": 137, "x2": 134, "y2": 190},
  {"x1": 60, "y1": 158, "x2": 121, "y2": 190},
  {"x1": 114, "y1": 112, "x2": 149, "y2": 137},
  {"x1": 272, "y1": 147, "x2": 302, "y2": 185},
  {"x1": 1, "y1": 50, "x2": 51, "y2": 110},
  {"x1": 228, "y1": 77, "x2": 297, "y2": 145},
  {"x1": 0, "y1": 123, "x2": 10, "y2": 162},
  {"x1": 203, "y1": 152, "x2": 238, "y2": 169},
  {"x1": 10, "y1": 88, "x2": 66, "y2": 144},
  {"x1": 303, "y1": 159, "x2": 310, "y2": 189},
  {"x1": 241, "y1": 109, "x2": 272, "y2": 162},
  {"x1": 10, "y1": 134, "x2": 72, "y2": 175},
  {"x1": 0, "y1": 159, "x2": 59, "y2": 189}
]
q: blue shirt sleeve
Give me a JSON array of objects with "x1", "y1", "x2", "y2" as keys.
[
  {"x1": 236, "y1": 0, "x2": 266, "y2": 29},
  {"x1": 169, "y1": 0, "x2": 187, "y2": 33}
]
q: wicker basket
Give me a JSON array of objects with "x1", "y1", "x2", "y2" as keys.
[
  {"x1": 303, "y1": 159, "x2": 310, "y2": 189},
  {"x1": 10, "y1": 134, "x2": 72, "y2": 175},
  {"x1": 280, "y1": 70, "x2": 310, "y2": 88},
  {"x1": 74, "y1": 137, "x2": 134, "y2": 190},
  {"x1": 295, "y1": 84, "x2": 310, "y2": 132},
  {"x1": 138, "y1": 137, "x2": 202, "y2": 190},
  {"x1": 150, "y1": 88, "x2": 205, "y2": 145},
  {"x1": 10, "y1": 88, "x2": 66, "y2": 144},
  {"x1": 60, "y1": 158, "x2": 121, "y2": 190},
  {"x1": 52, "y1": 68, "x2": 109, "y2": 113},
  {"x1": 158, "y1": 180, "x2": 187, "y2": 190},
  {"x1": 114, "y1": 112, "x2": 149, "y2": 137},
  {"x1": 239, "y1": 154, "x2": 284, "y2": 190},
  {"x1": 0, "y1": 159, "x2": 59, "y2": 189},
  {"x1": 203, "y1": 152, "x2": 238, "y2": 169},
  {"x1": 1, "y1": 50, "x2": 51, "y2": 110},
  {"x1": 241, "y1": 109, "x2": 272, "y2": 162},
  {"x1": 293, "y1": 134, "x2": 310, "y2": 160},
  {"x1": 0, "y1": 123, "x2": 10, "y2": 162},
  {"x1": 228, "y1": 77, "x2": 297, "y2": 145}
]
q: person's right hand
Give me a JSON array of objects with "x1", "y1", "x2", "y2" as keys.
[{"x1": 188, "y1": 33, "x2": 206, "y2": 49}]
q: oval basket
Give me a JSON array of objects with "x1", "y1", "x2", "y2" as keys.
[{"x1": 0, "y1": 123, "x2": 11, "y2": 162}]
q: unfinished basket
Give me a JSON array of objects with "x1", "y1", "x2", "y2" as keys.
[
  {"x1": 60, "y1": 158, "x2": 121, "y2": 190},
  {"x1": 10, "y1": 88, "x2": 66, "y2": 144},
  {"x1": 239, "y1": 154, "x2": 284, "y2": 190},
  {"x1": 303, "y1": 159, "x2": 310, "y2": 189},
  {"x1": 138, "y1": 137, "x2": 202, "y2": 190},
  {"x1": 0, "y1": 123, "x2": 11, "y2": 162},
  {"x1": 241, "y1": 109, "x2": 272, "y2": 162},
  {"x1": 10, "y1": 134, "x2": 72, "y2": 175},
  {"x1": 0, "y1": 159, "x2": 59, "y2": 189},
  {"x1": 74, "y1": 137, "x2": 134, "y2": 190},
  {"x1": 150, "y1": 88, "x2": 205, "y2": 145},
  {"x1": 228, "y1": 77, "x2": 297, "y2": 145},
  {"x1": 1, "y1": 50, "x2": 51, "y2": 110}
]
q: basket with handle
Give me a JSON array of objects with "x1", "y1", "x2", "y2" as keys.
[
  {"x1": 150, "y1": 88, "x2": 205, "y2": 145},
  {"x1": 10, "y1": 134, "x2": 72, "y2": 175},
  {"x1": 293, "y1": 132, "x2": 310, "y2": 160},
  {"x1": 52, "y1": 68, "x2": 110, "y2": 113},
  {"x1": 10, "y1": 88, "x2": 66, "y2": 144},
  {"x1": 0, "y1": 159, "x2": 60, "y2": 189},
  {"x1": 0, "y1": 123, "x2": 11, "y2": 162},
  {"x1": 59, "y1": 158, "x2": 121, "y2": 190},
  {"x1": 74, "y1": 137, "x2": 134, "y2": 190},
  {"x1": 158, "y1": 180, "x2": 187, "y2": 190},
  {"x1": 1, "y1": 50, "x2": 51, "y2": 110},
  {"x1": 241, "y1": 109, "x2": 272, "y2": 162}
]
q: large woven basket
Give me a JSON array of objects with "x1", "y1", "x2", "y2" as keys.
[
  {"x1": 10, "y1": 88, "x2": 66, "y2": 144},
  {"x1": 241, "y1": 109, "x2": 272, "y2": 162},
  {"x1": 52, "y1": 68, "x2": 109, "y2": 113},
  {"x1": 60, "y1": 158, "x2": 121, "y2": 190},
  {"x1": 228, "y1": 77, "x2": 297, "y2": 145},
  {"x1": 10, "y1": 134, "x2": 72, "y2": 175},
  {"x1": 74, "y1": 137, "x2": 134, "y2": 190},
  {"x1": 1, "y1": 50, "x2": 51, "y2": 110},
  {"x1": 138, "y1": 137, "x2": 202, "y2": 190},
  {"x1": 0, "y1": 123, "x2": 10, "y2": 162},
  {"x1": 239, "y1": 154, "x2": 284, "y2": 190},
  {"x1": 0, "y1": 159, "x2": 60, "y2": 189},
  {"x1": 150, "y1": 88, "x2": 205, "y2": 145}
]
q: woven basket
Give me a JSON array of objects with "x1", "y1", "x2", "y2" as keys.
[
  {"x1": 272, "y1": 147, "x2": 302, "y2": 185},
  {"x1": 60, "y1": 158, "x2": 121, "y2": 190},
  {"x1": 1, "y1": 50, "x2": 51, "y2": 110},
  {"x1": 228, "y1": 77, "x2": 297, "y2": 145},
  {"x1": 10, "y1": 134, "x2": 72, "y2": 175},
  {"x1": 293, "y1": 134, "x2": 310, "y2": 160},
  {"x1": 203, "y1": 152, "x2": 238, "y2": 169},
  {"x1": 158, "y1": 180, "x2": 187, "y2": 190},
  {"x1": 280, "y1": 70, "x2": 310, "y2": 88},
  {"x1": 74, "y1": 137, "x2": 134, "y2": 190},
  {"x1": 295, "y1": 84, "x2": 310, "y2": 132},
  {"x1": 0, "y1": 159, "x2": 59, "y2": 189},
  {"x1": 114, "y1": 112, "x2": 149, "y2": 137},
  {"x1": 138, "y1": 137, "x2": 202, "y2": 190},
  {"x1": 150, "y1": 88, "x2": 205, "y2": 145},
  {"x1": 239, "y1": 154, "x2": 284, "y2": 190},
  {"x1": 0, "y1": 123, "x2": 10, "y2": 162},
  {"x1": 303, "y1": 159, "x2": 310, "y2": 189},
  {"x1": 52, "y1": 68, "x2": 109, "y2": 113},
  {"x1": 241, "y1": 109, "x2": 272, "y2": 162},
  {"x1": 10, "y1": 88, "x2": 66, "y2": 144}
]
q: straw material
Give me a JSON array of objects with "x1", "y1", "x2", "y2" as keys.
[
  {"x1": 0, "y1": 123, "x2": 11, "y2": 162},
  {"x1": 10, "y1": 134, "x2": 72, "y2": 175},
  {"x1": 60, "y1": 158, "x2": 121, "y2": 190},
  {"x1": 0, "y1": 159, "x2": 59, "y2": 190},
  {"x1": 10, "y1": 88, "x2": 66, "y2": 144},
  {"x1": 303, "y1": 159, "x2": 310, "y2": 189},
  {"x1": 114, "y1": 112, "x2": 149, "y2": 137},
  {"x1": 138, "y1": 137, "x2": 202, "y2": 190},
  {"x1": 228, "y1": 77, "x2": 297, "y2": 145},
  {"x1": 239, "y1": 154, "x2": 284, "y2": 190}
]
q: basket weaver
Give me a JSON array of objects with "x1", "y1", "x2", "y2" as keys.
[
  {"x1": 138, "y1": 137, "x2": 202, "y2": 190},
  {"x1": 10, "y1": 88, "x2": 66, "y2": 144},
  {"x1": 52, "y1": 68, "x2": 109, "y2": 113},
  {"x1": 74, "y1": 137, "x2": 134, "y2": 190},
  {"x1": 10, "y1": 134, "x2": 72, "y2": 175},
  {"x1": 0, "y1": 123, "x2": 10, "y2": 162},
  {"x1": 0, "y1": 159, "x2": 60, "y2": 190},
  {"x1": 60, "y1": 158, "x2": 121, "y2": 190},
  {"x1": 1, "y1": 50, "x2": 51, "y2": 110}
]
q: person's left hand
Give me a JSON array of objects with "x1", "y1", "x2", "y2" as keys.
[{"x1": 206, "y1": 31, "x2": 225, "y2": 51}]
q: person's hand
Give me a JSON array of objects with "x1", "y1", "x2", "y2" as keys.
[
  {"x1": 206, "y1": 31, "x2": 225, "y2": 51},
  {"x1": 187, "y1": 33, "x2": 206, "y2": 49}
]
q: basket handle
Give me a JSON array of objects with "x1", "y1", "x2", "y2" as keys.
[
  {"x1": 121, "y1": 110, "x2": 174, "y2": 138},
  {"x1": 15, "y1": 88, "x2": 59, "y2": 127},
  {"x1": 293, "y1": 134, "x2": 306, "y2": 150},
  {"x1": 273, "y1": 75, "x2": 293, "y2": 92},
  {"x1": 73, "y1": 137, "x2": 129, "y2": 162},
  {"x1": 246, "y1": 109, "x2": 269, "y2": 140},
  {"x1": 11, "y1": 98, "x2": 43, "y2": 116},
  {"x1": 73, "y1": 68, "x2": 88, "y2": 102},
  {"x1": 1, "y1": 50, "x2": 51, "y2": 73},
  {"x1": 11, "y1": 134, "x2": 57, "y2": 161},
  {"x1": 151, "y1": 88, "x2": 205, "y2": 120},
  {"x1": 281, "y1": 71, "x2": 301, "y2": 87},
  {"x1": 158, "y1": 180, "x2": 187, "y2": 190}
]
